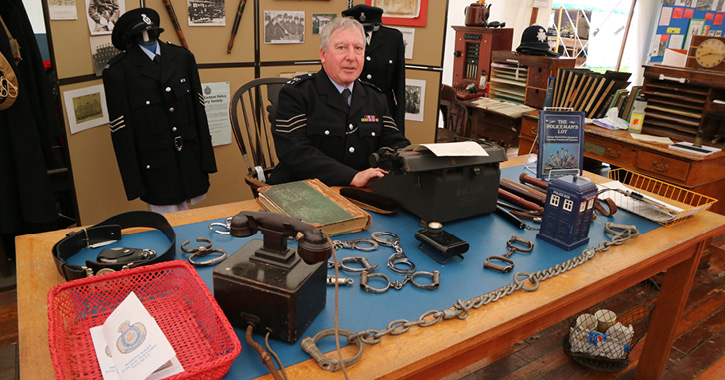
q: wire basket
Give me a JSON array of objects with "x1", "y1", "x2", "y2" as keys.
[
  {"x1": 583, "y1": 168, "x2": 717, "y2": 227},
  {"x1": 48, "y1": 260, "x2": 241, "y2": 380},
  {"x1": 563, "y1": 296, "x2": 655, "y2": 372}
]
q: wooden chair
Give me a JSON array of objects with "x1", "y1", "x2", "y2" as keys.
[
  {"x1": 229, "y1": 77, "x2": 289, "y2": 197},
  {"x1": 437, "y1": 84, "x2": 471, "y2": 142}
]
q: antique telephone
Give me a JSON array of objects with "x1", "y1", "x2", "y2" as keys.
[{"x1": 213, "y1": 211, "x2": 332, "y2": 343}]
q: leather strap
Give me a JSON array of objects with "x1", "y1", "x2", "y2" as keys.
[{"x1": 52, "y1": 211, "x2": 176, "y2": 281}]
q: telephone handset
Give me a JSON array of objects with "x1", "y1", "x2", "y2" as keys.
[{"x1": 229, "y1": 211, "x2": 332, "y2": 266}]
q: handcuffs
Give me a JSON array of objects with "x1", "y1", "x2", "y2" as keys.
[
  {"x1": 328, "y1": 256, "x2": 378, "y2": 273},
  {"x1": 483, "y1": 235, "x2": 534, "y2": 273},
  {"x1": 360, "y1": 270, "x2": 440, "y2": 294},
  {"x1": 332, "y1": 238, "x2": 378, "y2": 251},
  {"x1": 209, "y1": 217, "x2": 233, "y2": 234},
  {"x1": 180, "y1": 237, "x2": 228, "y2": 267},
  {"x1": 372, "y1": 231, "x2": 416, "y2": 274}
]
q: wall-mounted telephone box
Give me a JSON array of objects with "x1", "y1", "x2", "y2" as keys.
[{"x1": 452, "y1": 26, "x2": 513, "y2": 91}]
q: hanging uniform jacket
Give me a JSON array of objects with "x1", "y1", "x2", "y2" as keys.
[
  {"x1": 361, "y1": 26, "x2": 407, "y2": 135},
  {"x1": 102, "y1": 42, "x2": 217, "y2": 205}
]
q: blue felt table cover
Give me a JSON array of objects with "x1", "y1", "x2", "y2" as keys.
[{"x1": 66, "y1": 165, "x2": 660, "y2": 379}]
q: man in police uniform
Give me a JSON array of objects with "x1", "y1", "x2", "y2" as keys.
[
  {"x1": 102, "y1": 8, "x2": 217, "y2": 212},
  {"x1": 342, "y1": 5, "x2": 406, "y2": 134},
  {"x1": 269, "y1": 16, "x2": 409, "y2": 188}
]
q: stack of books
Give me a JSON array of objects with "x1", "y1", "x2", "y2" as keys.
[{"x1": 550, "y1": 69, "x2": 631, "y2": 119}]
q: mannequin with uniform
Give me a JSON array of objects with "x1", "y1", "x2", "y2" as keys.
[
  {"x1": 342, "y1": 4, "x2": 407, "y2": 134},
  {"x1": 102, "y1": 8, "x2": 217, "y2": 213}
]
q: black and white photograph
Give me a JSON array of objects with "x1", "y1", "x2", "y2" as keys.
[
  {"x1": 696, "y1": 0, "x2": 714, "y2": 11},
  {"x1": 312, "y1": 14, "x2": 336, "y2": 35},
  {"x1": 264, "y1": 11, "x2": 305, "y2": 44},
  {"x1": 63, "y1": 84, "x2": 109, "y2": 134},
  {"x1": 188, "y1": 0, "x2": 225, "y2": 26},
  {"x1": 85, "y1": 0, "x2": 123, "y2": 35},
  {"x1": 404, "y1": 78, "x2": 425, "y2": 122},
  {"x1": 89, "y1": 35, "x2": 120, "y2": 76}
]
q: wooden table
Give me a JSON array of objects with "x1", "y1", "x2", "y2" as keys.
[
  {"x1": 519, "y1": 111, "x2": 725, "y2": 214},
  {"x1": 17, "y1": 155, "x2": 725, "y2": 380}
]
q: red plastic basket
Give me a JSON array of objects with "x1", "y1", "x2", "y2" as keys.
[{"x1": 47, "y1": 260, "x2": 241, "y2": 380}]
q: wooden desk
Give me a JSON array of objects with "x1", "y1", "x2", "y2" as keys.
[
  {"x1": 17, "y1": 155, "x2": 725, "y2": 380},
  {"x1": 518, "y1": 111, "x2": 725, "y2": 214}
]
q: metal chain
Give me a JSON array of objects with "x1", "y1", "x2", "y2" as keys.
[{"x1": 303, "y1": 222, "x2": 639, "y2": 370}]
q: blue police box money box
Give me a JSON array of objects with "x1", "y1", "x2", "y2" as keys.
[{"x1": 536, "y1": 175, "x2": 598, "y2": 251}]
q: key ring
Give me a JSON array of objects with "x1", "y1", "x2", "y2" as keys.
[
  {"x1": 332, "y1": 238, "x2": 379, "y2": 251},
  {"x1": 181, "y1": 237, "x2": 228, "y2": 267},
  {"x1": 209, "y1": 217, "x2": 233, "y2": 235},
  {"x1": 371, "y1": 231, "x2": 416, "y2": 275}
]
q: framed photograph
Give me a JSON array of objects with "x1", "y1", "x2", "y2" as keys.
[
  {"x1": 63, "y1": 84, "x2": 109, "y2": 134},
  {"x1": 366, "y1": 0, "x2": 428, "y2": 27},
  {"x1": 405, "y1": 78, "x2": 426, "y2": 122},
  {"x1": 85, "y1": 0, "x2": 123, "y2": 36},
  {"x1": 264, "y1": 10, "x2": 305, "y2": 44},
  {"x1": 188, "y1": 0, "x2": 225, "y2": 26},
  {"x1": 312, "y1": 13, "x2": 336, "y2": 35}
]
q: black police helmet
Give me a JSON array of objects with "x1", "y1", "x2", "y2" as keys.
[
  {"x1": 112, "y1": 8, "x2": 165, "y2": 50},
  {"x1": 516, "y1": 24, "x2": 558, "y2": 57},
  {"x1": 342, "y1": 4, "x2": 383, "y2": 25}
]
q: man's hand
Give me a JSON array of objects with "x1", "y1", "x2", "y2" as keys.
[{"x1": 350, "y1": 168, "x2": 387, "y2": 188}]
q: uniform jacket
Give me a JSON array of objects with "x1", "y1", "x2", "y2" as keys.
[
  {"x1": 362, "y1": 26, "x2": 406, "y2": 134},
  {"x1": 102, "y1": 42, "x2": 217, "y2": 205},
  {"x1": 269, "y1": 70, "x2": 410, "y2": 186}
]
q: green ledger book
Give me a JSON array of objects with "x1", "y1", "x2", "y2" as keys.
[{"x1": 257, "y1": 179, "x2": 371, "y2": 236}]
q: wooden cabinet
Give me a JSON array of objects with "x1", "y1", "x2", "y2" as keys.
[
  {"x1": 642, "y1": 65, "x2": 725, "y2": 142},
  {"x1": 490, "y1": 51, "x2": 576, "y2": 109},
  {"x1": 518, "y1": 111, "x2": 725, "y2": 214},
  {"x1": 451, "y1": 26, "x2": 513, "y2": 90}
]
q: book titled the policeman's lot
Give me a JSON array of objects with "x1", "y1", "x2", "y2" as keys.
[{"x1": 536, "y1": 110, "x2": 585, "y2": 180}]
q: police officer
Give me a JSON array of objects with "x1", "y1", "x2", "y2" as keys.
[
  {"x1": 102, "y1": 8, "x2": 217, "y2": 212},
  {"x1": 342, "y1": 5, "x2": 406, "y2": 134},
  {"x1": 269, "y1": 16, "x2": 409, "y2": 188}
]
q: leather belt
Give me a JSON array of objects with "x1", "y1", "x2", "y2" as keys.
[{"x1": 52, "y1": 211, "x2": 176, "y2": 281}]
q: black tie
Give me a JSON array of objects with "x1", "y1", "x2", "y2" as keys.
[
  {"x1": 153, "y1": 54, "x2": 160, "y2": 64},
  {"x1": 342, "y1": 88, "x2": 351, "y2": 108}
]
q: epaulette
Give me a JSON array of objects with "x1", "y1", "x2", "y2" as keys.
[
  {"x1": 104, "y1": 51, "x2": 127, "y2": 70},
  {"x1": 286, "y1": 72, "x2": 315, "y2": 86},
  {"x1": 165, "y1": 40, "x2": 190, "y2": 52},
  {"x1": 358, "y1": 78, "x2": 382, "y2": 93}
]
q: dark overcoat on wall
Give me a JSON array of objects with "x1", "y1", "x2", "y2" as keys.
[
  {"x1": 0, "y1": 0, "x2": 61, "y2": 234},
  {"x1": 361, "y1": 26, "x2": 406, "y2": 134},
  {"x1": 102, "y1": 42, "x2": 217, "y2": 206}
]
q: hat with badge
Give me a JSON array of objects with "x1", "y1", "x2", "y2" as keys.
[
  {"x1": 342, "y1": 4, "x2": 383, "y2": 25},
  {"x1": 516, "y1": 24, "x2": 558, "y2": 57},
  {"x1": 111, "y1": 8, "x2": 165, "y2": 50}
]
